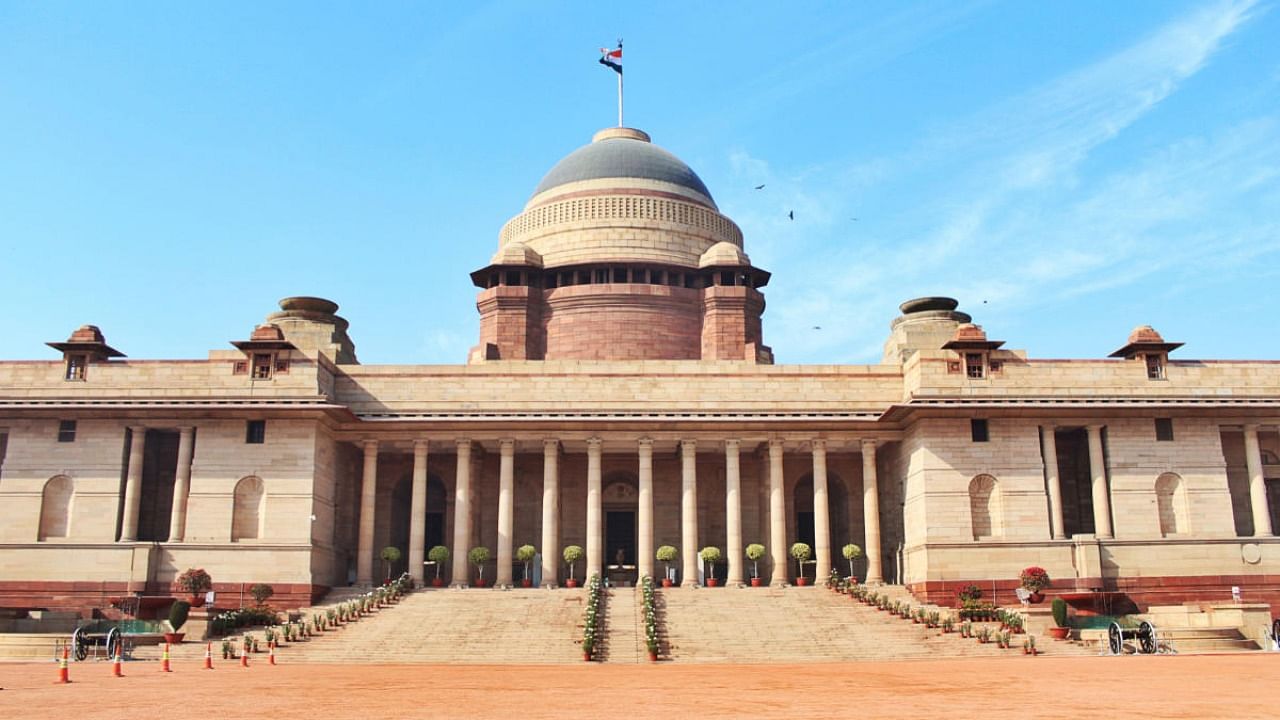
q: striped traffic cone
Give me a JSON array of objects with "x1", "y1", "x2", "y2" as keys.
[
  {"x1": 55, "y1": 646, "x2": 70, "y2": 684},
  {"x1": 268, "y1": 641, "x2": 276, "y2": 666},
  {"x1": 160, "y1": 642, "x2": 172, "y2": 673},
  {"x1": 203, "y1": 643, "x2": 213, "y2": 670},
  {"x1": 112, "y1": 650, "x2": 123, "y2": 677}
]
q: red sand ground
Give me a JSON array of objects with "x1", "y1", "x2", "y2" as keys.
[{"x1": 1, "y1": 655, "x2": 1276, "y2": 719}]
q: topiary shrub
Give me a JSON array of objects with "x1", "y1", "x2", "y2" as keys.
[
  {"x1": 516, "y1": 544, "x2": 537, "y2": 583},
  {"x1": 790, "y1": 542, "x2": 813, "y2": 582},
  {"x1": 468, "y1": 546, "x2": 491, "y2": 585},
  {"x1": 168, "y1": 600, "x2": 190, "y2": 632},
  {"x1": 427, "y1": 545, "x2": 450, "y2": 581},
  {"x1": 699, "y1": 546, "x2": 722, "y2": 584},
  {"x1": 841, "y1": 543, "x2": 863, "y2": 579},
  {"x1": 563, "y1": 545, "x2": 584, "y2": 583},
  {"x1": 656, "y1": 545, "x2": 678, "y2": 584},
  {"x1": 380, "y1": 546, "x2": 403, "y2": 581},
  {"x1": 745, "y1": 543, "x2": 766, "y2": 579},
  {"x1": 249, "y1": 583, "x2": 274, "y2": 607},
  {"x1": 1052, "y1": 597, "x2": 1068, "y2": 628}
]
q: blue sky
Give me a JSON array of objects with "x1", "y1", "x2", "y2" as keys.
[{"x1": 1, "y1": 1, "x2": 1276, "y2": 365}]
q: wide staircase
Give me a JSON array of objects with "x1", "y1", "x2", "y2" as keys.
[
  {"x1": 597, "y1": 587, "x2": 642, "y2": 663},
  {"x1": 659, "y1": 585, "x2": 1094, "y2": 663}
]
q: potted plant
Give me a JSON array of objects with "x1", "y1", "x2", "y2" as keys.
[
  {"x1": 841, "y1": 543, "x2": 862, "y2": 582},
  {"x1": 1019, "y1": 566, "x2": 1050, "y2": 603},
  {"x1": 1023, "y1": 636, "x2": 1038, "y2": 655},
  {"x1": 563, "y1": 545, "x2": 584, "y2": 588},
  {"x1": 468, "y1": 546, "x2": 491, "y2": 587},
  {"x1": 249, "y1": 583, "x2": 274, "y2": 607},
  {"x1": 516, "y1": 544, "x2": 537, "y2": 587},
  {"x1": 164, "y1": 600, "x2": 190, "y2": 644},
  {"x1": 745, "y1": 543, "x2": 766, "y2": 587},
  {"x1": 656, "y1": 545, "x2": 678, "y2": 587},
  {"x1": 699, "y1": 546, "x2": 722, "y2": 587},
  {"x1": 427, "y1": 545, "x2": 450, "y2": 587},
  {"x1": 380, "y1": 546, "x2": 403, "y2": 582},
  {"x1": 1049, "y1": 597, "x2": 1071, "y2": 640},
  {"x1": 176, "y1": 568, "x2": 213, "y2": 607},
  {"x1": 790, "y1": 542, "x2": 813, "y2": 585}
]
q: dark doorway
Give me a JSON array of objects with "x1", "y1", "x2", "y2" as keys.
[
  {"x1": 1267, "y1": 480, "x2": 1280, "y2": 537},
  {"x1": 1055, "y1": 428, "x2": 1095, "y2": 536},
  {"x1": 796, "y1": 512, "x2": 815, "y2": 550},
  {"x1": 137, "y1": 429, "x2": 179, "y2": 542},
  {"x1": 605, "y1": 511, "x2": 636, "y2": 566}
]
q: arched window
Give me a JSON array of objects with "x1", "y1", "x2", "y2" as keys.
[
  {"x1": 231, "y1": 476, "x2": 265, "y2": 541},
  {"x1": 38, "y1": 475, "x2": 74, "y2": 540},
  {"x1": 968, "y1": 474, "x2": 1003, "y2": 540},
  {"x1": 1155, "y1": 473, "x2": 1188, "y2": 537}
]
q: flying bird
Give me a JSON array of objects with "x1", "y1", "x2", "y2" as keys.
[
  {"x1": 754, "y1": 184, "x2": 766, "y2": 190},
  {"x1": 812, "y1": 326, "x2": 822, "y2": 330},
  {"x1": 788, "y1": 210, "x2": 794, "y2": 220}
]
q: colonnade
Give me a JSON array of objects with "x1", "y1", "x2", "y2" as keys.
[{"x1": 355, "y1": 437, "x2": 886, "y2": 588}]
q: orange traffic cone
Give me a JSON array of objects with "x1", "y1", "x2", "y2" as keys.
[
  {"x1": 112, "y1": 650, "x2": 123, "y2": 677},
  {"x1": 203, "y1": 643, "x2": 213, "y2": 670},
  {"x1": 160, "y1": 642, "x2": 172, "y2": 673},
  {"x1": 55, "y1": 646, "x2": 70, "y2": 684},
  {"x1": 268, "y1": 641, "x2": 276, "y2": 666},
  {"x1": 240, "y1": 650, "x2": 249, "y2": 668}
]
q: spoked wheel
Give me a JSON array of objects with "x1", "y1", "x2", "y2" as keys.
[
  {"x1": 1138, "y1": 621, "x2": 1158, "y2": 654},
  {"x1": 1107, "y1": 622, "x2": 1123, "y2": 655},
  {"x1": 71, "y1": 629, "x2": 88, "y2": 661},
  {"x1": 106, "y1": 627, "x2": 121, "y2": 659},
  {"x1": 1272, "y1": 618, "x2": 1280, "y2": 646}
]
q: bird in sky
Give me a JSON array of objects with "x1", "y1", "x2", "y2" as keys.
[
  {"x1": 754, "y1": 184, "x2": 766, "y2": 190},
  {"x1": 812, "y1": 326, "x2": 822, "y2": 330},
  {"x1": 788, "y1": 210, "x2": 794, "y2": 220}
]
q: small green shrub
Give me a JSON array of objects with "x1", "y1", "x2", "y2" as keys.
[
  {"x1": 1051, "y1": 597, "x2": 1069, "y2": 628},
  {"x1": 168, "y1": 600, "x2": 190, "y2": 632}
]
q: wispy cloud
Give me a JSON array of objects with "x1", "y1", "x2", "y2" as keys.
[{"x1": 728, "y1": 0, "x2": 1272, "y2": 363}]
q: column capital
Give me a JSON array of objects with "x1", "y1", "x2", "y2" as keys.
[
  {"x1": 860, "y1": 438, "x2": 878, "y2": 451},
  {"x1": 681, "y1": 438, "x2": 697, "y2": 454},
  {"x1": 768, "y1": 438, "x2": 785, "y2": 449},
  {"x1": 413, "y1": 438, "x2": 429, "y2": 452},
  {"x1": 724, "y1": 438, "x2": 740, "y2": 452},
  {"x1": 1040, "y1": 424, "x2": 1059, "y2": 432},
  {"x1": 586, "y1": 436, "x2": 604, "y2": 450},
  {"x1": 637, "y1": 436, "x2": 654, "y2": 449},
  {"x1": 128, "y1": 425, "x2": 148, "y2": 434},
  {"x1": 543, "y1": 438, "x2": 560, "y2": 452},
  {"x1": 1243, "y1": 423, "x2": 1261, "y2": 434},
  {"x1": 177, "y1": 426, "x2": 195, "y2": 435},
  {"x1": 811, "y1": 439, "x2": 826, "y2": 453},
  {"x1": 1085, "y1": 424, "x2": 1105, "y2": 432},
  {"x1": 362, "y1": 439, "x2": 379, "y2": 452},
  {"x1": 455, "y1": 438, "x2": 472, "y2": 451},
  {"x1": 499, "y1": 438, "x2": 516, "y2": 453}
]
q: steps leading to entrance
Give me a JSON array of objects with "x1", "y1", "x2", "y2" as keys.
[
  {"x1": 598, "y1": 588, "x2": 641, "y2": 663},
  {"x1": 660, "y1": 585, "x2": 1094, "y2": 663},
  {"x1": 0, "y1": 633, "x2": 64, "y2": 659},
  {"x1": 1079, "y1": 626, "x2": 1261, "y2": 653}
]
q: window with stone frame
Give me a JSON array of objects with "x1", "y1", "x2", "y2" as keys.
[
  {"x1": 245, "y1": 420, "x2": 266, "y2": 444},
  {"x1": 1145, "y1": 354, "x2": 1165, "y2": 380},
  {"x1": 965, "y1": 353, "x2": 985, "y2": 379},
  {"x1": 57, "y1": 420, "x2": 76, "y2": 443},
  {"x1": 251, "y1": 353, "x2": 273, "y2": 379},
  {"x1": 1155, "y1": 418, "x2": 1174, "y2": 442}
]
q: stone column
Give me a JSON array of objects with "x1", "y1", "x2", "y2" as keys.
[
  {"x1": 586, "y1": 437, "x2": 604, "y2": 581},
  {"x1": 812, "y1": 440, "x2": 831, "y2": 580},
  {"x1": 1041, "y1": 426, "x2": 1065, "y2": 539},
  {"x1": 638, "y1": 438, "x2": 655, "y2": 581},
  {"x1": 1244, "y1": 425, "x2": 1272, "y2": 536},
  {"x1": 496, "y1": 439, "x2": 516, "y2": 587},
  {"x1": 724, "y1": 439, "x2": 744, "y2": 586},
  {"x1": 356, "y1": 439, "x2": 379, "y2": 585},
  {"x1": 680, "y1": 439, "x2": 699, "y2": 586},
  {"x1": 862, "y1": 439, "x2": 883, "y2": 584},
  {"x1": 120, "y1": 426, "x2": 147, "y2": 542},
  {"x1": 540, "y1": 439, "x2": 560, "y2": 587},
  {"x1": 167, "y1": 426, "x2": 195, "y2": 542},
  {"x1": 1086, "y1": 425, "x2": 1113, "y2": 538},
  {"x1": 408, "y1": 439, "x2": 429, "y2": 584},
  {"x1": 450, "y1": 439, "x2": 472, "y2": 586},
  {"x1": 768, "y1": 440, "x2": 788, "y2": 586}
]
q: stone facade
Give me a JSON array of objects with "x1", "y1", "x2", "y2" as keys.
[{"x1": 1, "y1": 127, "x2": 1279, "y2": 618}]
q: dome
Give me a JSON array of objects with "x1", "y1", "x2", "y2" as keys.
[
  {"x1": 529, "y1": 128, "x2": 716, "y2": 209},
  {"x1": 490, "y1": 241, "x2": 543, "y2": 267},
  {"x1": 1127, "y1": 325, "x2": 1165, "y2": 345},
  {"x1": 699, "y1": 241, "x2": 750, "y2": 268}
]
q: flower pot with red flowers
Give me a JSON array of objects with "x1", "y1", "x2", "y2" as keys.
[
  {"x1": 176, "y1": 568, "x2": 212, "y2": 607},
  {"x1": 745, "y1": 543, "x2": 766, "y2": 587},
  {"x1": 699, "y1": 546, "x2": 722, "y2": 588},
  {"x1": 563, "y1": 545, "x2": 584, "y2": 588},
  {"x1": 468, "y1": 546, "x2": 491, "y2": 588},
  {"x1": 1019, "y1": 566, "x2": 1050, "y2": 602},
  {"x1": 516, "y1": 544, "x2": 537, "y2": 588},
  {"x1": 656, "y1": 545, "x2": 678, "y2": 587},
  {"x1": 790, "y1": 542, "x2": 813, "y2": 586},
  {"x1": 426, "y1": 545, "x2": 450, "y2": 587}
]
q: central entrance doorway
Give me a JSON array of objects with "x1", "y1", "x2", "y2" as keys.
[{"x1": 603, "y1": 472, "x2": 638, "y2": 585}]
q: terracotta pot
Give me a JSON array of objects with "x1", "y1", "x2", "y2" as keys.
[
  {"x1": 648, "y1": 651, "x2": 658, "y2": 662},
  {"x1": 1028, "y1": 591, "x2": 1045, "y2": 604},
  {"x1": 660, "y1": 578, "x2": 672, "y2": 588},
  {"x1": 1048, "y1": 626, "x2": 1071, "y2": 640},
  {"x1": 706, "y1": 578, "x2": 719, "y2": 588},
  {"x1": 795, "y1": 577, "x2": 809, "y2": 586},
  {"x1": 750, "y1": 577, "x2": 762, "y2": 587},
  {"x1": 521, "y1": 578, "x2": 532, "y2": 588},
  {"x1": 163, "y1": 632, "x2": 185, "y2": 644},
  {"x1": 432, "y1": 577, "x2": 445, "y2": 587},
  {"x1": 566, "y1": 578, "x2": 579, "y2": 588},
  {"x1": 583, "y1": 651, "x2": 591, "y2": 662},
  {"x1": 188, "y1": 593, "x2": 206, "y2": 608},
  {"x1": 474, "y1": 578, "x2": 487, "y2": 588}
]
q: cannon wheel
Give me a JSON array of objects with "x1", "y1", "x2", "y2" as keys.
[
  {"x1": 71, "y1": 628, "x2": 87, "y2": 661},
  {"x1": 106, "y1": 627, "x2": 121, "y2": 659},
  {"x1": 1272, "y1": 618, "x2": 1280, "y2": 646},
  {"x1": 1138, "y1": 620, "x2": 1158, "y2": 654},
  {"x1": 1107, "y1": 622, "x2": 1123, "y2": 655}
]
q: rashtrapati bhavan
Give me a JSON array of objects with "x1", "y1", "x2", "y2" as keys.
[{"x1": 3, "y1": 126, "x2": 1279, "y2": 619}]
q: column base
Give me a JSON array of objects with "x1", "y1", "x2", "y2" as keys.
[{"x1": 449, "y1": 582, "x2": 470, "y2": 589}]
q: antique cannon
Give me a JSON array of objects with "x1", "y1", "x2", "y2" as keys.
[{"x1": 1106, "y1": 620, "x2": 1164, "y2": 655}]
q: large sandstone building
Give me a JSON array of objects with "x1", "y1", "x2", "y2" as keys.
[{"x1": 2, "y1": 127, "x2": 1279, "y2": 616}]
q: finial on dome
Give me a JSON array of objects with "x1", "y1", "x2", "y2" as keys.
[
  {"x1": 942, "y1": 323, "x2": 1004, "y2": 350},
  {"x1": 1109, "y1": 324, "x2": 1183, "y2": 358},
  {"x1": 592, "y1": 127, "x2": 650, "y2": 143}
]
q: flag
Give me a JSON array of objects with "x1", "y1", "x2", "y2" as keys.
[{"x1": 599, "y1": 42, "x2": 622, "y2": 75}]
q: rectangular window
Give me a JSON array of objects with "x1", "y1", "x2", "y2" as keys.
[
  {"x1": 1146, "y1": 355, "x2": 1165, "y2": 380},
  {"x1": 613, "y1": 268, "x2": 627, "y2": 283},
  {"x1": 251, "y1": 353, "x2": 273, "y2": 379},
  {"x1": 245, "y1": 420, "x2": 266, "y2": 444},
  {"x1": 1155, "y1": 418, "x2": 1174, "y2": 442},
  {"x1": 504, "y1": 271, "x2": 521, "y2": 286},
  {"x1": 64, "y1": 355, "x2": 87, "y2": 381},
  {"x1": 989, "y1": 360, "x2": 1003, "y2": 374},
  {"x1": 57, "y1": 420, "x2": 77, "y2": 443},
  {"x1": 633, "y1": 268, "x2": 648, "y2": 284},
  {"x1": 593, "y1": 268, "x2": 609, "y2": 284},
  {"x1": 274, "y1": 357, "x2": 290, "y2": 374},
  {"x1": 947, "y1": 361, "x2": 961, "y2": 374},
  {"x1": 971, "y1": 418, "x2": 989, "y2": 442},
  {"x1": 232, "y1": 360, "x2": 248, "y2": 375},
  {"x1": 966, "y1": 353, "x2": 985, "y2": 379}
]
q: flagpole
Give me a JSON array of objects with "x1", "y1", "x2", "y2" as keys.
[{"x1": 618, "y1": 71, "x2": 624, "y2": 127}]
